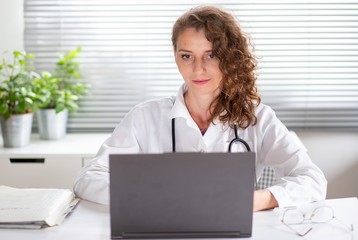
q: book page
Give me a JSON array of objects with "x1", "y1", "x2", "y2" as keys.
[{"x1": 0, "y1": 185, "x2": 79, "y2": 228}]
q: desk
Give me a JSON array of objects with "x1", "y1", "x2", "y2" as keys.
[{"x1": 0, "y1": 198, "x2": 357, "y2": 240}]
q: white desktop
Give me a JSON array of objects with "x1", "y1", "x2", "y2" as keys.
[{"x1": 0, "y1": 197, "x2": 356, "y2": 240}]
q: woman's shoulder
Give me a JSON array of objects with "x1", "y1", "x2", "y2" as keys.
[
  {"x1": 254, "y1": 103, "x2": 276, "y2": 117},
  {"x1": 253, "y1": 103, "x2": 283, "y2": 128},
  {"x1": 130, "y1": 96, "x2": 175, "y2": 114}
]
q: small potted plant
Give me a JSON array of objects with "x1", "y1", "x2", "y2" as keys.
[
  {"x1": 0, "y1": 51, "x2": 41, "y2": 147},
  {"x1": 34, "y1": 47, "x2": 90, "y2": 140}
]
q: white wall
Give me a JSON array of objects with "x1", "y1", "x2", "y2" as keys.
[
  {"x1": 0, "y1": 0, "x2": 23, "y2": 53},
  {"x1": 296, "y1": 130, "x2": 358, "y2": 199},
  {"x1": 1, "y1": 0, "x2": 357, "y2": 200}
]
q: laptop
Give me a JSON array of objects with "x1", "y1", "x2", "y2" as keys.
[{"x1": 109, "y1": 152, "x2": 256, "y2": 239}]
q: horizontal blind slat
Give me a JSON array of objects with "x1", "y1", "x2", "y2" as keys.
[{"x1": 24, "y1": 0, "x2": 358, "y2": 131}]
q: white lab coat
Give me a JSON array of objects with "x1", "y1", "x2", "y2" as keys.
[{"x1": 74, "y1": 84, "x2": 327, "y2": 207}]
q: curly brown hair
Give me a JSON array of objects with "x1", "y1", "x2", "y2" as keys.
[{"x1": 172, "y1": 5, "x2": 261, "y2": 129}]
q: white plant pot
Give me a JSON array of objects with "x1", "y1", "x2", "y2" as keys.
[
  {"x1": 37, "y1": 109, "x2": 68, "y2": 140},
  {"x1": 0, "y1": 113, "x2": 33, "y2": 148}
]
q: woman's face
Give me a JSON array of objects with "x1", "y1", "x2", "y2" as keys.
[{"x1": 174, "y1": 27, "x2": 223, "y2": 98}]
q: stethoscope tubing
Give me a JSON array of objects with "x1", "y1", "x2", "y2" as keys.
[
  {"x1": 171, "y1": 118, "x2": 258, "y2": 190},
  {"x1": 228, "y1": 125, "x2": 251, "y2": 152}
]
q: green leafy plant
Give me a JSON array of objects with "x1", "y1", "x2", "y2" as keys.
[
  {"x1": 0, "y1": 51, "x2": 42, "y2": 120},
  {"x1": 34, "y1": 47, "x2": 90, "y2": 113}
]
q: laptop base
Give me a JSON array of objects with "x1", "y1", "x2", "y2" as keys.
[{"x1": 114, "y1": 231, "x2": 249, "y2": 239}]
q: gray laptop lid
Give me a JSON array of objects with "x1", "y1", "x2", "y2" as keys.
[{"x1": 109, "y1": 152, "x2": 256, "y2": 239}]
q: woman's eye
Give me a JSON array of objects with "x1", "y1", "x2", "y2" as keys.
[
  {"x1": 208, "y1": 53, "x2": 215, "y2": 59},
  {"x1": 181, "y1": 54, "x2": 191, "y2": 60}
]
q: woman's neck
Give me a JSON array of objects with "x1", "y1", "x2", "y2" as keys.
[{"x1": 184, "y1": 91, "x2": 214, "y2": 133}]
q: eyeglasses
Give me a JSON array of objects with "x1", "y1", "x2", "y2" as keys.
[{"x1": 281, "y1": 205, "x2": 354, "y2": 237}]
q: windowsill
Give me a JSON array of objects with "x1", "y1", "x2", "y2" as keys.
[{"x1": 0, "y1": 133, "x2": 110, "y2": 158}]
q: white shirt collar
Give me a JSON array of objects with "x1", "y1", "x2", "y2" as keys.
[
  {"x1": 168, "y1": 84, "x2": 229, "y2": 132},
  {"x1": 168, "y1": 84, "x2": 191, "y2": 120}
]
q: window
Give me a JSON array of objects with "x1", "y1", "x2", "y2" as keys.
[{"x1": 24, "y1": 0, "x2": 358, "y2": 132}]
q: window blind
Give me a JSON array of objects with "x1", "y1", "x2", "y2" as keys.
[{"x1": 24, "y1": 0, "x2": 358, "y2": 132}]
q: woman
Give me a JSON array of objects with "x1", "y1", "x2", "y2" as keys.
[{"x1": 74, "y1": 5, "x2": 327, "y2": 211}]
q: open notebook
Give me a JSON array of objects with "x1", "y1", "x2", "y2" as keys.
[{"x1": 0, "y1": 185, "x2": 79, "y2": 229}]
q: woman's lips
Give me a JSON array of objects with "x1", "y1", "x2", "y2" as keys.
[{"x1": 192, "y1": 79, "x2": 209, "y2": 85}]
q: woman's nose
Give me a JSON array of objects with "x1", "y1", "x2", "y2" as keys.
[{"x1": 192, "y1": 59, "x2": 206, "y2": 73}]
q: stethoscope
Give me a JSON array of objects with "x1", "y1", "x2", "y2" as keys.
[
  {"x1": 171, "y1": 118, "x2": 258, "y2": 189},
  {"x1": 171, "y1": 118, "x2": 251, "y2": 153}
]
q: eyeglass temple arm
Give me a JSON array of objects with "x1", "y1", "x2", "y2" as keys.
[
  {"x1": 333, "y1": 216, "x2": 354, "y2": 231},
  {"x1": 281, "y1": 220, "x2": 312, "y2": 237}
]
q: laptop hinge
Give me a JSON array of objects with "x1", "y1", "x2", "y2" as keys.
[{"x1": 115, "y1": 231, "x2": 244, "y2": 239}]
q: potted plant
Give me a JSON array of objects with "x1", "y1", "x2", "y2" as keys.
[
  {"x1": 34, "y1": 47, "x2": 90, "y2": 140},
  {"x1": 0, "y1": 51, "x2": 41, "y2": 147}
]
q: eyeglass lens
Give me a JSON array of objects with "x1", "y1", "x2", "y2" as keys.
[
  {"x1": 283, "y1": 206, "x2": 334, "y2": 225},
  {"x1": 311, "y1": 206, "x2": 334, "y2": 223}
]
